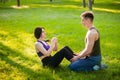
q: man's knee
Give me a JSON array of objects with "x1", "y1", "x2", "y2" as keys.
[
  {"x1": 68, "y1": 63, "x2": 79, "y2": 71},
  {"x1": 69, "y1": 62, "x2": 93, "y2": 72}
]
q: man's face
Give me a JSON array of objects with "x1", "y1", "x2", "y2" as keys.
[{"x1": 81, "y1": 17, "x2": 90, "y2": 27}]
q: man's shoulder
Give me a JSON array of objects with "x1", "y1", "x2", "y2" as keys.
[
  {"x1": 89, "y1": 28, "x2": 98, "y2": 34},
  {"x1": 87, "y1": 29, "x2": 97, "y2": 38},
  {"x1": 88, "y1": 29, "x2": 95, "y2": 34}
]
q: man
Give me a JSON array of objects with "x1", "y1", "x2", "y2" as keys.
[{"x1": 69, "y1": 11, "x2": 102, "y2": 71}]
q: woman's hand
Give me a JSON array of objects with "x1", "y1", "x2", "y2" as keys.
[
  {"x1": 51, "y1": 37, "x2": 58, "y2": 43},
  {"x1": 51, "y1": 37, "x2": 58, "y2": 51}
]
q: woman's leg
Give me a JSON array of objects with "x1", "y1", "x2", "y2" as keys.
[
  {"x1": 62, "y1": 46, "x2": 75, "y2": 60},
  {"x1": 41, "y1": 56, "x2": 52, "y2": 66},
  {"x1": 64, "y1": 46, "x2": 76, "y2": 56},
  {"x1": 48, "y1": 46, "x2": 74, "y2": 68}
]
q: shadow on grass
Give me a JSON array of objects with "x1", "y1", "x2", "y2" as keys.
[{"x1": 0, "y1": 42, "x2": 54, "y2": 80}]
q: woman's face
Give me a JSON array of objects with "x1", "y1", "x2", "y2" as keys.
[{"x1": 40, "y1": 28, "x2": 46, "y2": 39}]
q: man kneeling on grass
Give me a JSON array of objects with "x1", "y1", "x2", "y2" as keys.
[{"x1": 69, "y1": 11, "x2": 106, "y2": 72}]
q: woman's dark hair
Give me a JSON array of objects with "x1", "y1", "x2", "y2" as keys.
[{"x1": 34, "y1": 27, "x2": 44, "y2": 39}]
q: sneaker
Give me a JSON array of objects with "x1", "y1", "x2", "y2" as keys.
[
  {"x1": 93, "y1": 64, "x2": 107, "y2": 71},
  {"x1": 93, "y1": 65, "x2": 100, "y2": 70}
]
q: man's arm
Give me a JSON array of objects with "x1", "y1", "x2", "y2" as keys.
[
  {"x1": 78, "y1": 31, "x2": 95, "y2": 57},
  {"x1": 71, "y1": 30, "x2": 96, "y2": 62}
]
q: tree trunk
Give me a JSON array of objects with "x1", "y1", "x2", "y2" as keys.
[
  {"x1": 88, "y1": 0, "x2": 92, "y2": 10},
  {"x1": 82, "y1": 0, "x2": 86, "y2": 7},
  {"x1": 92, "y1": 0, "x2": 94, "y2": 4},
  {"x1": 17, "y1": 0, "x2": 20, "y2": 7}
]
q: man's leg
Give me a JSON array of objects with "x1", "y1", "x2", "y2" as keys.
[{"x1": 69, "y1": 58, "x2": 97, "y2": 71}]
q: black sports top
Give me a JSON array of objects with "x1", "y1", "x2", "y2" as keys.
[{"x1": 89, "y1": 27, "x2": 101, "y2": 56}]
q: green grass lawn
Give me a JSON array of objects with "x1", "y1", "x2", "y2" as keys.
[{"x1": 0, "y1": 0, "x2": 120, "y2": 80}]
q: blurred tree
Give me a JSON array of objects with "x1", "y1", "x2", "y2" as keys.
[
  {"x1": 50, "y1": 0, "x2": 52, "y2": 2},
  {"x1": 82, "y1": 0, "x2": 93, "y2": 10},
  {"x1": 92, "y1": 0, "x2": 94, "y2": 4},
  {"x1": 17, "y1": 0, "x2": 20, "y2": 7},
  {"x1": 88, "y1": 0, "x2": 92, "y2": 10},
  {"x1": 82, "y1": 0, "x2": 86, "y2": 7}
]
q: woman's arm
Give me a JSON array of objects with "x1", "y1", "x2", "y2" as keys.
[{"x1": 35, "y1": 42, "x2": 55, "y2": 57}]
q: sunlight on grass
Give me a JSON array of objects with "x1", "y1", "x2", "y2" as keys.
[
  {"x1": 109, "y1": 58, "x2": 120, "y2": 64},
  {"x1": 11, "y1": 5, "x2": 29, "y2": 9},
  {"x1": 0, "y1": 59, "x2": 25, "y2": 80},
  {"x1": 31, "y1": 64, "x2": 42, "y2": 71},
  {"x1": 30, "y1": 4, "x2": 83, "y2": 9},
  {"x1": 113, "y1": 1, "x2": 120, "y2": 4},
  {"x1": 52, "y1": 70, "x2": 62, "y2": 80},
  {"x1": 0, "y1": 30, "x2": 35, "y2": 57},
  {"x1": 16, "y1": 31, "x2": 35, "y2": 54},
  {"x1": 0, "y1": 30, "x2": 8, "y2": 37},
  {"x1": 74, "y1": 0, "x2": 81, "y2": 2},
  {"x1": 93, "y1": 7, "x2": 120, "y2": 13},
  {"x1": 102, "y1": 56, "x2": 120, "y2": 65}
]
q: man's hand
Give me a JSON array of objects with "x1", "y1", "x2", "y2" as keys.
[{"x1": 70, "y1": 56, "x2": 79, "y2": 62}]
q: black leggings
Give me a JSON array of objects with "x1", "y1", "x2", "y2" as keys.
[{"x1": 42, "y1": 46, "x2": 74, "y2": 68}]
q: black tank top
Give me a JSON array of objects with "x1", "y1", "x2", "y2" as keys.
[{"x1": 89, "y1": 27, "x2": 101, "y2": 56}]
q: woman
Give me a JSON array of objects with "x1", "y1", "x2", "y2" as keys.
[{"x1": 34, "y1": 27, "x2": 75, "y2": 68}]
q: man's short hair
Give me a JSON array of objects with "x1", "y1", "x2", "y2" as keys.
[{"x1": 80, "y1": 11, "x2": 94, "y2": 22}]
